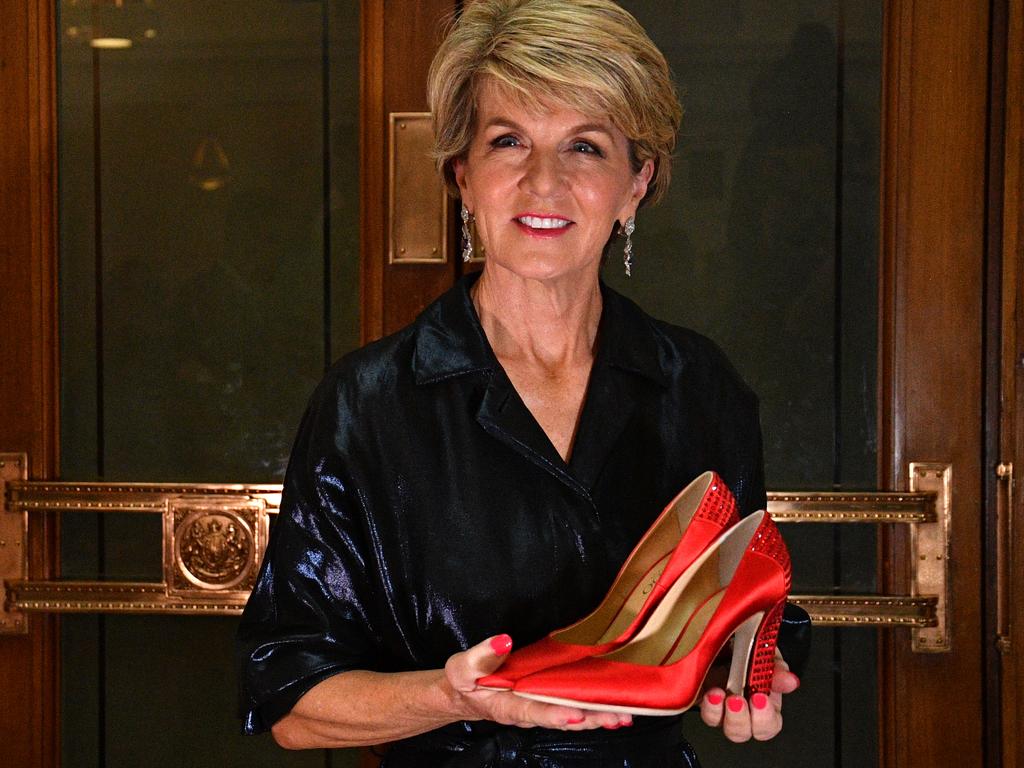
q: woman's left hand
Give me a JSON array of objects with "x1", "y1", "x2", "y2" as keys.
[
  {"x1": 444, "y1": 635, "x2": 631, "y2": 731},
  {"x1": 697, "y1": 651, "x2": 799, "y2": 742}
]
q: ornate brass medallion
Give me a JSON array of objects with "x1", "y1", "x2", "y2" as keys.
[{"x1": 165, "y1": 498, "x2": 267, "y2": 599}]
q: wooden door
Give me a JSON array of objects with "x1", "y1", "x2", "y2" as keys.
[{"x1": 0, "y1": 1, "x2": 1018, "y2": 767}]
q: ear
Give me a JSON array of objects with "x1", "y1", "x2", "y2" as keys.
[
  {"x1": 620, "y1": 158, "x2": 655, "y2": 223},
  {"x1": 631, "y1": 158, "x2": 655, "y2": 206},
  {"x1": 453, "y1": 156, "x2": 473, "y2": 209}
]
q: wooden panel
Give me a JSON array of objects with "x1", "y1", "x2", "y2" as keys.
[
  {"x1": 361, "y1": 0, "x2": 459, "y2": 343},
  {"x1": 878, "y1": 0, "x2": 989, "y2": 765},
  {"x1": 0, "y1": 0, "x2": 61, "y2": 766}
]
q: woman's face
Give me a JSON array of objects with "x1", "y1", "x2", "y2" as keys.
[{"x1": 454, "y1": 80, "x2": 653, "y2": 283}]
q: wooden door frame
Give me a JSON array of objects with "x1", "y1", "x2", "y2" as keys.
[
  {"x1": 998, "y1": 0, "x2": 1023, "y2": 766},
  {"x1": 0, "y1": 0, "x2": 1011, "y2": 766},
  {"x1": 0, "y1": 1, "x2": 61, "y2": 767},
  {"x1": 360, "y1": 0, "x2": 461, "y2": 342}
]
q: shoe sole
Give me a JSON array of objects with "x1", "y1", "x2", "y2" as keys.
[{"x1": 511, "y1": 690, "x2": 691, "y2": 717}]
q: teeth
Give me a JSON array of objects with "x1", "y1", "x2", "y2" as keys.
[{"x1": 518, "y1": 215, "x2": 570, "y2": 230}]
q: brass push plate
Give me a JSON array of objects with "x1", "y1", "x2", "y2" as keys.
[
  {"x1": 389, "y1": 112, "x2": 449, "y2": 264},
  {"x1": 0, "y1": 453, "x2": 29, "y2": 634},
  {"x1": 909, "y1": 462, "x2": 952, "y2": 652}
]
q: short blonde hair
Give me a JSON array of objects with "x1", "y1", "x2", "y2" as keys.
[{"x1": 428, "y1": 0, "x2": 682, "y2": 205}]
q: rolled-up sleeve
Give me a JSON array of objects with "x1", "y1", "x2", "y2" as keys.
[{"x1": 236, "y1": 383, "x2": 379, "y2": 734}]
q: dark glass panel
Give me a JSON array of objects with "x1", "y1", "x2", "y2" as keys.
[{"x1": 58, "y1": 2, "x2": 361, "y2": 765}]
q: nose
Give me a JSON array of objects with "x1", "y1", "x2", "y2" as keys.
[{"x1": 519, "y1": 149, "x2": 566, "y2": 199}]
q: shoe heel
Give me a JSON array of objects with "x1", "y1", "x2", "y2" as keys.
[{"x1": 725, "y1": 599, "x2": 785, "y2": 696}]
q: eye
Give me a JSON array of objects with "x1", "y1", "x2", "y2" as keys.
[
  {"x1": 571, "y1": 140, "x2": 603, "y2": 157},
  {"x1": 490, "y1": 134, "x2": 520, "y2": 149}
]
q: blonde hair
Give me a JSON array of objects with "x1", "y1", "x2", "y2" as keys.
[{"x1": 427, "y1": 0, "x2": 682, "y2": 205}]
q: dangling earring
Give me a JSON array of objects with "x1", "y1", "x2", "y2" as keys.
[
  {"x1": 622, "y1": 216, "x2": 635, "y2": 277},
  {"x1": 461, "y1": 205, "x2": 474, "y2": 262}
]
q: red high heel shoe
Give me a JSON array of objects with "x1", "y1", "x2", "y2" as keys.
[
  {"x1": 509, "y1": 510, "x2": 790, "y2": 715},
  {"x1": 477, "y1": 471, "x2": 738, "y2": 690}
]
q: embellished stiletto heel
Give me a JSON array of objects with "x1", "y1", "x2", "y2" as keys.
[
  {"x1": 727, "y1": 598, "x2": 786, "y2": 697},
  {"x1": 477, "y1": 471, "x2": 738, "y2": 690},
  {"x1": 509, "y1": 511, "x2": 791, "y2": 715}
]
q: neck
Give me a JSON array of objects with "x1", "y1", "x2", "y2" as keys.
[{"x1": 472, "y1": 264, "x2": 602, "y2": 368}]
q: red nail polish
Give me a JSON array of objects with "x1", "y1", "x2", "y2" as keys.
[
  {"x1": 752, "y1": 693, "x2": 769, "y2": 710},
  {"x1": 792, "y1": 676, "x2": 801, "y2": 690},
  {"x1": 566, "y1": 717, "x2": 585, "y2": 725},
  {"x1": 727, "y1": 696, "x2": 744, "y2": 713},
  {"x1": 706, "y1": 692, "x2": 724, "y2": 706},
  {"x1": 489, "y1": 634, "x2": 512, "y2": 655}
]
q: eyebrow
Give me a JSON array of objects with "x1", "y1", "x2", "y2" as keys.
[{"x1": 482, "y1": 116, "x2": 615, "y2": 138}]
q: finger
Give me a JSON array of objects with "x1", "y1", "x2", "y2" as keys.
[
  {"x1": 770, "y1": 659, "x2": 800, "y2": 695},
  {"x1": 722, "y1": 695, "x2": 753, "y2": 743},
  {"x1": 749, "y1": 692, "x2": 783, "y2": 741},
  {"x1": 699, "y1": 688, "x2": 725, "y2": 727},
  {"x1": 445, "y1": 635, "x2": 513, "y2": 693},
  {"x1": 564, "y1": 710, "x2": 631, "y2": 731}
]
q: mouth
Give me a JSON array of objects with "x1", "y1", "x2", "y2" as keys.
[{"x1": 514, "y1": 213, "x2": 574, "y2": 236}]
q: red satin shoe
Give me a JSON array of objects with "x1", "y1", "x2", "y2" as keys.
[
  {"x1": 477, "y1": 471, "x2": 738, "y2": 690},
  {"x1": 509, "y1": 510, "x2": 790, "y2": 715}
]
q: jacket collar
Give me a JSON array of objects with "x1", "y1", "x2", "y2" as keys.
[{"x1": 412, "y1": 273, "x2": 669, "y2": 388}]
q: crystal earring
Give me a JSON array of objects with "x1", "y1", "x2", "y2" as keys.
[
  {"x1": 461, "y1": 205, "x2": 473, "y2": 262},
  {"x1": 622, "y1": 216, "x2": 635, "y2": 277}
]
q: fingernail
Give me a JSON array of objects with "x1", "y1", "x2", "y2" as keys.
[
  {"x1": 621, "y1": 719, "x2": 633, "y2": 727},
  {"x1": 603, "y1": 723, "x2": 621, "y2": 730},
  {"x1": 752, "y1": 693, "x2": 769, "y2": 710},
  {"x1": 727, "y1": 696, "x2": 744, "y2": 713},
  {"x1": 566, "y1": 716, "x2": 585, "y2": 725},
  {"x1": 706, "y1": 692, "x2": 724, "y2": 706},
  {"x1": 792, "y1": 675, "x2": 801, "y2": 690},
  {"x1": 489, "y1": 634, "x2": 512, "y2": 655}
]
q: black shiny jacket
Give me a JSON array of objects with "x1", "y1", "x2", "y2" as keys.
[{"x1": 236, "y1": 274, "x2": 809, "y2": 766}]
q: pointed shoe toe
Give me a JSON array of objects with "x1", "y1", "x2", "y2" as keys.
[{"x1": 473, "y1": 471, "x2": 739, "y2": 690}]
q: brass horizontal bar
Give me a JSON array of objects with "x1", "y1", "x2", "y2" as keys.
[
  {"x1": 767, "y1": 491, "x2": 935, "y2": 523},
  {"x1": 6, "y1": 481, "x2": 281, "y2": 514},
  {"x1": 9, "y1": 482, "x2": 933, "y2": 524},
  {"x1": 789, "y1": 594, "x2": 937, "y2": 627},
  {"x1": 6, "y1": 580, "x2": 938, "y2": 628},
  {"x1": 7, "y1": 580, "x2": 245, "y2": 615}
]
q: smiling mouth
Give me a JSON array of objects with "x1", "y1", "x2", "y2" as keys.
[{"x1": 515, "y1": 215, "x2": 573, "y2": 230}]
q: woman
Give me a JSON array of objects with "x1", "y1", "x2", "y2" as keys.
[{"x1": 237, "y1": 0, "x2": 803, "y2": 763}]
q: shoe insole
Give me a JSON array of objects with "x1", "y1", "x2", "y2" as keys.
[
  {"x1": 600, "y1": 563, "x2": 725, "y2": 667},
  {"x1": 554, "y1": 552, "x2": 671, "y2": 645}
]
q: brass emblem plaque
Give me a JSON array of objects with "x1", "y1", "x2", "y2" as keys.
[{"x1": 165, "y1": 498, "x2": 267, "y2": 599}]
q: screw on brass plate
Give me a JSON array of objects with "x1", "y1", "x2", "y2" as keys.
[
  {"x1": 400, "y1": 247, "x2": 406, "y2": 254},
  {"x1": 400, "y1": 123, "x2": 406, "y2": 129}
]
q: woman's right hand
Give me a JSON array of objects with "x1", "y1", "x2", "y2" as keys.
[{"x1": 443, "y1": 635, "x2": 631, "y2": 731}]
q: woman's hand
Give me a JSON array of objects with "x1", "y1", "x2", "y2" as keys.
[
  {"x1": 697, "y1": 651, "x2": 799, "y2": 742},
  {"x1": 444, "y1": 635, "x2": 632, "y2": 731}
]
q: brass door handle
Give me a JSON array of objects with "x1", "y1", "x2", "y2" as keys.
[{"x1": 996, "y1": 462, "x2": 1013, "y2": 654}]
